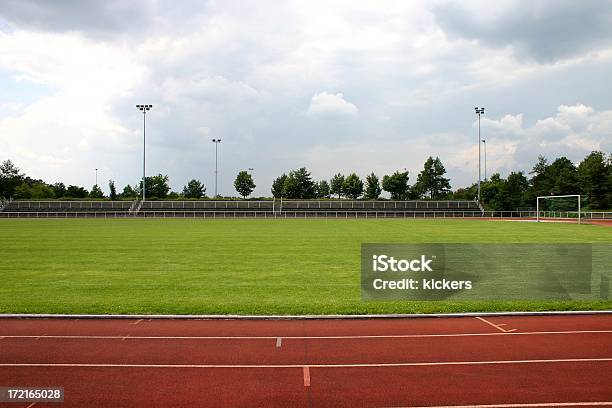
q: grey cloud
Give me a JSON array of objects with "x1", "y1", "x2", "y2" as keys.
[
  {"x1": 433, "y1": 0, "x2": 612, "y2": 63},
  {"x1": 0, "y1": 0, "x2": 205, "y2": 39}
]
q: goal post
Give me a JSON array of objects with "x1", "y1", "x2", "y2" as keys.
[{"x1": 536, "y1": 194, "x2": 581, "y2": 224}]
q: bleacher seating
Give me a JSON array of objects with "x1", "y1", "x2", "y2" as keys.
[{"x1": 0, "y1": 200, "x2": 483, "y2": 218}]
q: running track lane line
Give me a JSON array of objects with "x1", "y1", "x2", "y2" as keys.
[
  {"x1": 392, "y1": 403, "x2": 612, "y2": 407},
  {"x1": 2, "y1": 330, "x2": 611, "y2": 340},
  {"x1": 2, "y1": 357, "x2": 612, "y2": 368},
  {"x1": 476, "y1": 316, "x2": 517, "y2": 333},
  {"x1": 303, "y1": 366, "x2": 310, "y2": 387}
]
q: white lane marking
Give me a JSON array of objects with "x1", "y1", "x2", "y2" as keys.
[
  {"x1": 0, "y1": 330, "x2": 610, "y2": 340},
  {"x1": 1, "y1": 357, "x2": 611, "y2": 369},
  {"x1": 476, "y1": 317, "x2": 517, "y2": 333},
  {"x1": 392, "y1": 402, "x2": 612, "y2": 407},
  {"x1": 276, "y1": 337, "x2": 282, "y2": 348},
  {"x1": 129, "y1": 319, "x2": 143, "y2": 325},
  {"x1": 26, "y1": 403, "x2": 37, "y2": 408},
  {"x1": 303, "y1": 366, "x2": 310, "y2": 386}
]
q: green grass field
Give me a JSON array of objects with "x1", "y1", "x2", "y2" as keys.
[{"x1": 1, "y1": 218, "x2": 610, "y2": 315}]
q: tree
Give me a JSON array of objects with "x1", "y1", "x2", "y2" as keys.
[
  {"x1": 271, "y1": 174, "x2": 287, "y2": 198},
  {"x1": 316, "y1": 180, "x2": 331, "y2": 198},
  {"x1": 330, "y1": 173, "x2": 344, "y2": 199},
  {"x1": 382, "y1": 171, "x2": 410, "y2": 200},
  {"x1": 13, "y1": 182, "x2": 32, "y2": 199},
  {"x1": 108, "y1": 180, "x2": 117, "y2": 200},
  {"x1": 234, "y1": 171, "x2": 256, "y2": 198},
  {"x1": 414, "y1": 157, "x2": 451, "y2": 199},
  {"x1": 528, "y1": 155, "x2": 550, "y2": 201},
  {"x1": 182, "y1": 179, "x2": 207, "y2": 199},
  {"x1": 342, "y1": 173, "x2": 364, "y2": 199},
  {"x1": 0, "y1": 159, "x2": 24, "y2": 198},
  {"x1": 52, "y1": 182, "x2": 66, "y2": 198},
  {"x1": 122, "y1": 184, "x2": 137, "y2": 199},
  {"x1": 547, "y1": 157, "x2": 579, "y2": 195},
  {"x1": 504, "y1": 171, "x2": 529, "y2": 209},
  {"x1": 364, "y1": 173, "x2": 381, "y2": 199},
  {"x1": 143, "y1": 174, "x2": 171, "y2": 199},
  {"x1": 282, "y1": 167, "x2": 316, "y2": 199},
  {"x1": 65, "y1": 185, "x2": 88, "y2": 198},
  {"x1": 578, "y1": 151, "x2": 609, "y2": 209},
  {"x1": 89, "y1": 184, "x2": 104, "y2": 199}
]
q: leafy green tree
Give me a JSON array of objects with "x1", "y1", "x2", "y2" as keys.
[
  {"x1": 342, "y1": 173, "x2": 364, "y2": 199},
  {"x1": 122, "y1": 184, "x2": 137, "y2": 198},
  {"x1": 234, "y1": 171, "x2": 256, "y2": 198},
  {"x1": 282, "y1": 167, "x2": 316, "y2": 199},
  {"x1": 504, "y1": 171, "x2": 529, "y2": 209},
  {"x1": 364, "y1": 173, "x2": 381, "y2": 199},
  {"x1": 65, "y1": 185, "x2": 88, "y2": 198},
  {"x1": 382, "y1": 171, "x2": 410, "y2": 199},
  {"x1": 316, "y1": 180, "x2": 331, "y2": 198},
  {"x1": 527, "y1": 155, "x2": 550, "y2": 202},
  {"x1": 142, "y1": 174, "x2": 171, "y2": 199},
  {"x1": 90, "y1": 184, "x2": 104, "y2": 199},
  {"x1": 578, "y1": 151, "x2": 609, "y2": 209},
  {"x1": 271, "y1": 174, "x2": 287, "y2": 198},
  {"x1": 548, "y1": 157, "x2": 579, "y2": 195},
  {"x1": 52, "y1": 182, "x2": 66, "y2": 198},
  {"x1": 330, "y1": 173, "x2": 344, "y2": 199},
  {"x1": 13, "y1": 182, "x2": 32, "y2": 199},
  {"x1": 108, "y1": 180, "x2": 117, "y2": 200},
  {"x1": 0, "y1": 159, "x2": 24, "y2": 198},
  {"x1": 182, "y1": 179, "x2": 207, "y2": 199},
  {"x1": 414, "y1": 157, "x2": 451, "y2": 199}
]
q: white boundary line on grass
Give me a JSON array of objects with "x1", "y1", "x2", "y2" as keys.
[
  {"x1": 0, "y1": 310, "x2": 611, "y2": 320},
  {"x1": 1, "y1": 330, "x2": 611, "y2": 341},
  {"x1": 2, "y1": 357, "x2": 612, "y2": 369}
]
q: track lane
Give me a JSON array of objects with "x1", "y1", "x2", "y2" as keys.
[
  {"x1": 0, "y1": 332, "x2": 610, "y2": 365},
  {"x1": 1, "y1": 315, "x2": 611, "y2": 407}
]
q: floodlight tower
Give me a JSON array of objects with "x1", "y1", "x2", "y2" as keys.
[
  {"x1": 482, "y1": 139, "x2": 487, "y2": 181},
  {"x1": 212, "y1": 139, "x2": 222, "y2": 197},
  {"x1": 474, "y1": 107, "x2": 485, "y2": 202},
  {"x1": 136, "y1": 104, "x2": 152, "y2": 201},
  {"x1": 95, "y1": 168, "x2": 98, "y2": 186}
]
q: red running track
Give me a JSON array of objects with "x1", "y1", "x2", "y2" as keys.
[{"x1": 0, "y1": 314, "x2": 611, "y2": 407}]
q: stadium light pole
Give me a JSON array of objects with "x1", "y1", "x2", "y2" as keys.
[
  {"x1": 212, "y1": 139, "x2": 221, "y2": 197},
  {"x1": 95, "y1": 168, "x2": 98, "y2": 186},
  {"x1": 482, "y1": 139, "x2": 487, "y2": 181},
  {"x1": 474, "y1": 107, "x2": 485, "y2": 202},
  {"x1": 136, "y1": 104, "x2": 152, "y2": 201}
]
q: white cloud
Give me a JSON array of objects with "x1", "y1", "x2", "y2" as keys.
[
  {"x1": 0, "y1": 1, "x2": 610, "y2": 196},
  {"x1": 306, "y1": 92, "x2": 358, "y2": 119}
]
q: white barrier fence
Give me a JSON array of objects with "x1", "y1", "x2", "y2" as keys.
[{"x1": 1, "y1": 210, "x2": 611, "y2": 219}]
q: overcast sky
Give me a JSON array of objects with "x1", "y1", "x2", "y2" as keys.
[{"x1": 1, "y1": 0, "x2": 611, "y2": 196}]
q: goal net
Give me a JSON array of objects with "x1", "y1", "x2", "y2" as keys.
[{"x1": 536, "y1": 195, "x2": 581, "y2": 224}]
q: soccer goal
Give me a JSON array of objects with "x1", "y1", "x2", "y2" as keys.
[{"x1": 536, "y1": 195, "x2": 581, "y2": 224}]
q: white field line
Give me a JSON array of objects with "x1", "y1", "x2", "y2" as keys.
[
  {"x1": 393, "y1": 402, "x2": 612, "y2": 407},
  {"x1": 1, "y1": 310, "x2": 611, "y2": 319},
  {"x1": 1, "y1": 330, "x2": 611, "y2": 341},
  {"x1": 1, "y1": 358, "x2": 612, "y2": 369},
  {"x1": 476, "y1": 316, "x2": 516, "y2": 333}
]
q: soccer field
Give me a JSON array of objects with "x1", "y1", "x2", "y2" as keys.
[{"x1": 1, "y1": 218, "x2": 611, "y2": 315}]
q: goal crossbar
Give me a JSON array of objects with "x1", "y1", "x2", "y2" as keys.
[{"x1": 536, "y1": 194, "x2": 581, "y2": 224}]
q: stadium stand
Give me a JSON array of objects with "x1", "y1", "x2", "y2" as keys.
[{"x1": 0, "y1": 199, "x2": 485, "y2": 218}]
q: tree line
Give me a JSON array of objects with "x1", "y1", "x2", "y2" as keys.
[
  {"x1": 270, "y1": 156, "x2": 451, "y2": 200},
  {"x1": 1, "y1": 151, "x2": 611, "y2": 209}
]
